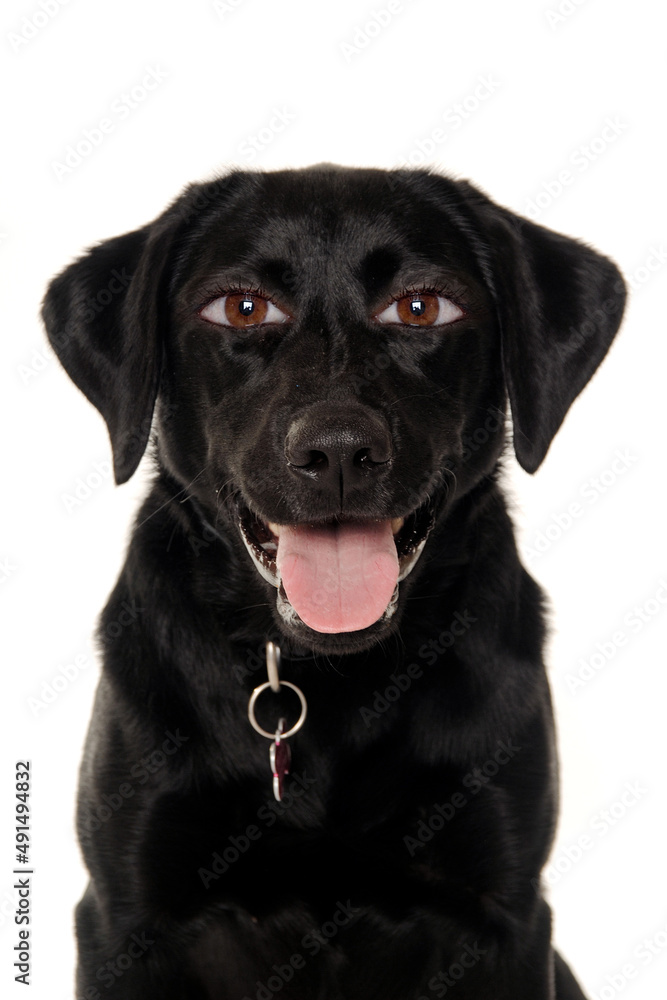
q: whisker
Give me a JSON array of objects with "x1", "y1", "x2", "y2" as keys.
[{"x1": 135, "y1": 468, "x2": 207, "y2": 529}]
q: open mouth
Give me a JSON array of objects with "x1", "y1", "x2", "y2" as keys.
[{"x1": 238, "y1": 504, "x2": 433, "y2": 635}]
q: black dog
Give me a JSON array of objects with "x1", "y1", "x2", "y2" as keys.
[{"x1": 43, "y1": 165, "x2": 626, "y2": 999}]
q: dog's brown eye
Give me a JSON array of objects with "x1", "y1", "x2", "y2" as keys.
[
  {"x1": 199, "y1": 293, "x2": 290, "y2": 328},
  {"x1": 397, "y1": 294, "x2": 440, "y2": 325},
  {"x1": 227, "y1": 294, "x2": 268, "y2": 326},
  {"x1": 374, "y1": 293, "x2": 463, "y2": 327}
]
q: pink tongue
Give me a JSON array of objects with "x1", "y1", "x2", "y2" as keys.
[{"x1": 276, "y1": 520, "x2": 399, "y2": 634}]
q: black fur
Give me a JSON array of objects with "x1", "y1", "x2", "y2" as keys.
[{"x1": 43, "y1": 165, "x2": 626, "y2": 999}]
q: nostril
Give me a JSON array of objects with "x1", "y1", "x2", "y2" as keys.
[
  {"x1": 294, "y1": 450, "x2": 328, "y2": 473},
  {"x1": 354, "y1": 447, "x2": 389, "y2": 469}
]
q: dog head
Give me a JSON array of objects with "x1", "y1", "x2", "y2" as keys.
[{"x1": 42, "y1": 165, "x2": 626, "y2": 652}]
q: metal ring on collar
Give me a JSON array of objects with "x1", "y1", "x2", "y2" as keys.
[
  {"x1": 266, "y1": 640, "x2": 281, "y2": 693},
  {"x1": 247, "y1": 680, "x2": 308, "y2": 741}
]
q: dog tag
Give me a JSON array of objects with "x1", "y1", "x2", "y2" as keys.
[
  {"x1": 269, "y1": 719, "x2": 291, "y2": 801},
  {"x1": 247, "y1": 644, "x2": 307, "y2": 802}
]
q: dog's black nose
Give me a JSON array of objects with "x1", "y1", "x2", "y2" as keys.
[{"x1": 285, "y1": 403, "x2": 392, "y2": 496}]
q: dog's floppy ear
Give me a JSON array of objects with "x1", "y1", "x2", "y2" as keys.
[
  {"x1": 457, "y1": 182, "x2": 627, "y2": 473},
  {"x1": 41, "y1": 213, "x2": 178, "y2": 484}
]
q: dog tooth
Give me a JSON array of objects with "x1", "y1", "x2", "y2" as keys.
[
  {"x1": 397, "y1": 536, "x2": 427, "y2": 582},
  {"x1": 238, "y1": 525, "x2": 280, "y2": 588},
  {"x1": 391, "y1": 517, "x2": 404, "y2": 535},
  {"x1": 267, "y1": 522, "x2": 282, "y2": 538},
  {"x1": 277, "y1": 585, "x2": 301, "y2": 626}
]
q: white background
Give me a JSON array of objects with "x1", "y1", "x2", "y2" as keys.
[{"x1": 2, "y1": 1, "x2": 666, "y2": 998}]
